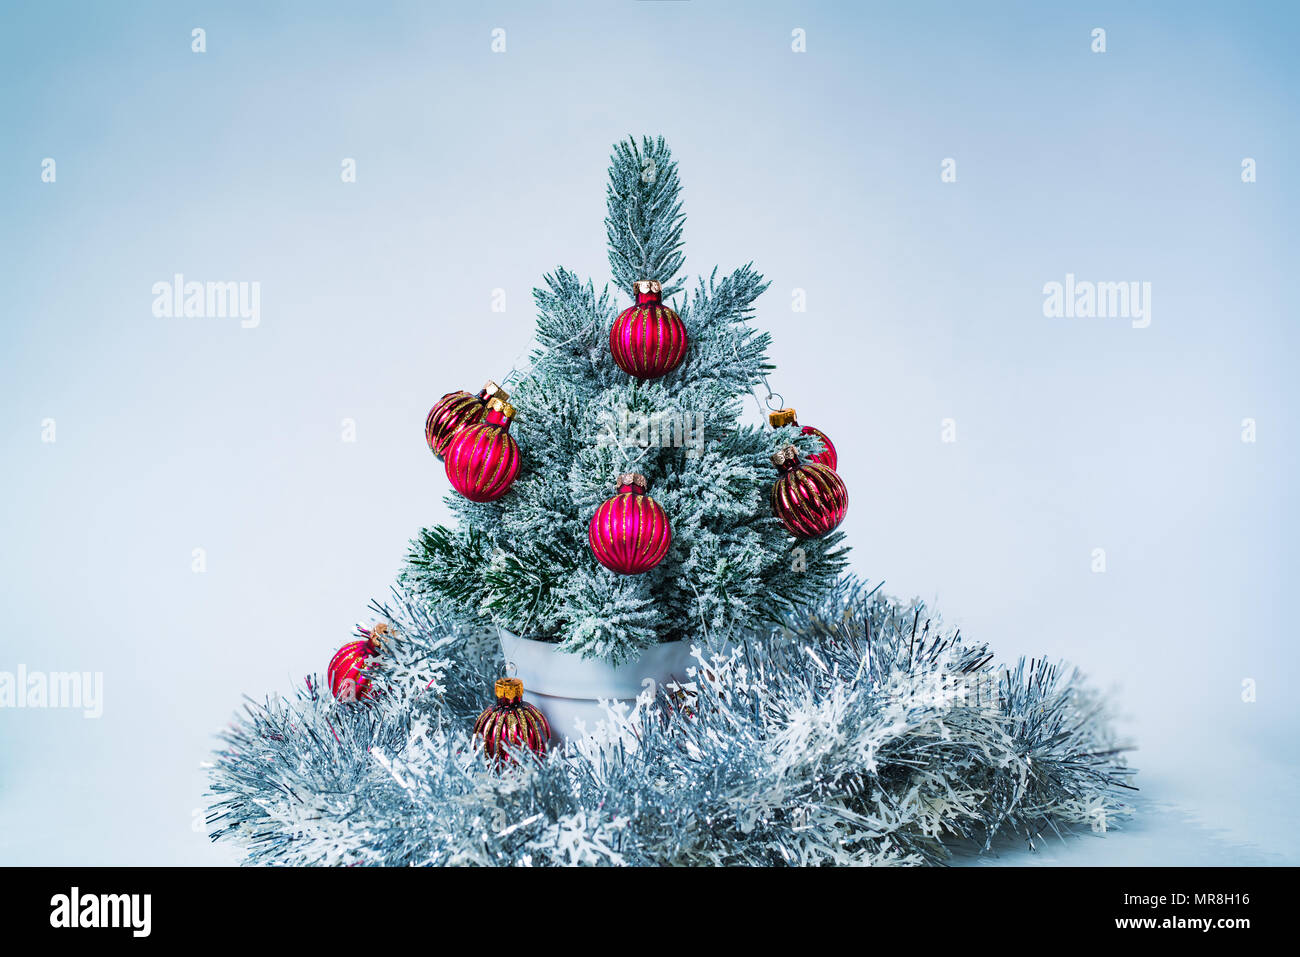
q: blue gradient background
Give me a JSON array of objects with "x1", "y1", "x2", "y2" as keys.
[{"x1": 1, "y1": 1, "x2": 1296, "y2": 864}]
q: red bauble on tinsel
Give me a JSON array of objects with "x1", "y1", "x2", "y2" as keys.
[
  {"x1": 474, "y1": 677, "x2": 550, "y2": 762},
  {"x1": 327, "y1": 623, "x2": 389, "y2": 701},
  {"x1": 609, "y1": 279, "x2": 688, "y2": 379},
  {"x1": 444, "y1": 396, "x2": 521, "y2": 502},
  {"x1": 768, "y1": 408, "x2": 837, "y2": 471},
  {"x1": 425, "y1": 380, "x2": 507, "y2": 459},
  {"x1": 588, "y1": 472, "x2": 672, "y2": 575},
  {"x1": 770, "y1": 445, "x2": 848, "y2": 539}
]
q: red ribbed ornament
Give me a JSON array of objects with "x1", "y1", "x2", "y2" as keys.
[
  {"x1": 444, "y1": 397, "x2": 521, "y2": 502},
  {"x1": 425, "y1": 380, "x2": 507, "y2": 458},
  {"x1": 768, "y1": 408, "x2": 837, "y2": 471},
  {"x1": 588, "y1": 473, "x2": 672, "y2": 575},
  {"x1": 327, "y1": 623, "x2": 388, "y2": 701},
  {"x1": 802, "y1": 425, "x2": 838, "y2": 471},
  {"x1": 609, "y1": 280, "x2": 688, "y2": 379},
  {"x1": 474, "y1": 677, "x2": 550, "y2": 762},
  {"x1": 770, "y1": 445, "x2": 848, "y2": 539}
]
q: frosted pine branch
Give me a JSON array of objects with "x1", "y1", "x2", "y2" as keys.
[{"x1": 606, "y1": 135, "x2": 686, "y2": 297}]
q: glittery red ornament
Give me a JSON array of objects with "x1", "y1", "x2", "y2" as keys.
[
  {"x1": 327, "y1": 623, "x2": 389, "y2": 701},
  {"x1": 425, "y1": 380, "x2": 507, "y2": 459},
  {"x1": 588, "y1": 472, "x2": 672, "y2": 575},
  {"x1": 770, "y1": 445, "x2": 848, "y2": 539},
  {"x1": 474, "y1": 677, "x2": 550, "y2": 762},
  {"x1": 609, "y1": 279, "x2": 688, "y2": 379},
  {"x1": 444, "y1": 397, "x2": 521, "y2": 502},
  {"x1": 768, "y1": 408, "x2": 837, "y2": 471},
  {"x1": 802, "y1": 425, "x2": 837, "y2": 471}
]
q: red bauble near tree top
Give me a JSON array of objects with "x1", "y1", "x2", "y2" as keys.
[
  {"x1": 609, "y1": 279, "x2": 689, "y2": 379},
  {"x1": 445, "y1": 396, "x2": 521, "y2": 502},
  {"x1": 768, "y1": 407, "x2": 837, "y2": 471},
  {"x1": 589, "y1": 472, "x2": 672, "y2": 574},
  {"x1": 474, "y1": 677, "x2": 551, "y2": 763},
  {"x1": 770, "y1": 445, "x2": 848, "y2": 539},
  {"x1": 327, "y1": 623, "x2": 389, "y2": 702},
  {"x1": 425, "y1": 379, "x2": 507, "y2": 459}
]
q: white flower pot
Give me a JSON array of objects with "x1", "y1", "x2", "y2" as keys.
[{"x1": 497, "y1": 629, "x2": 696, "y2": 745}]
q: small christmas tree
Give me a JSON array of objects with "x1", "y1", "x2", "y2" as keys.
[
  {"x1": 404, "y1": 136, "x2": 847, "y2": 663},
  {"x1": 206, "y1": 138, "x2": 1135, "y2": 867}
]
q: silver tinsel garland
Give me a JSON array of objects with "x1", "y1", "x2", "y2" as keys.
[{"x1": 205, "y1": 579, "x2": 1136, "y2": 865}]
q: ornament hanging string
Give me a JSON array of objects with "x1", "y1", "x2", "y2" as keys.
[
  {"x1": 753, "y1": 371, "x2": 785, "y2": 420},
  {"x1": 501, "y1": 313, "x2": 604, "y2": 398}
]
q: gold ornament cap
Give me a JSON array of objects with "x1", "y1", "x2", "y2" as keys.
[
  {"x1": 481, "y1": 380, "x2": 510, "y2": 403},
  {"x1": 487, "y1": 396, "x2": 516, "y2": 419},
  {"x1": 495, "y1": 677, "x2": 524, "y2": 702},
  {"x1": 632, "y1": 279, "x2": 662, "y2": 297},
  {"x1": 768, "y1": 408, "x2": 798, "y2": 428},
  {"x1": 366, "y1": 622, "x2": 391, "y2": 651},
  {"x1": 617, "y1": 472, "x2": 649, "y2": 491},
  {"x1": 771, "y1": 445, "x2": 800, "y2": 468}
]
